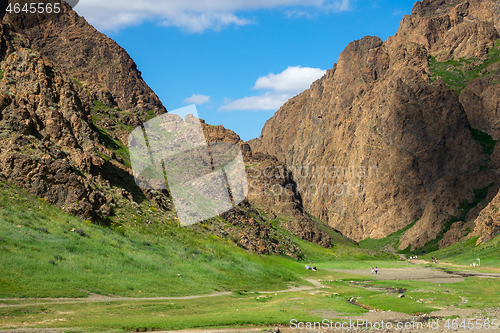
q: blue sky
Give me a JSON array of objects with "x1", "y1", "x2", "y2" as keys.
[{"x1": 75, "y1": 0, "x2": 417, "y2": 141}]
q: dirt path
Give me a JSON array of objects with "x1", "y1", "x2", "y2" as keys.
[
  {"x1": 324, "y1": 266, "x2": 466, "y2": 283},
  {"x1": 412, "y1": 259, "x2": 500, "y2": 273},
  {"x1": 384, "y1": 245, "x2": 406, "y2": 260},
  {"x1": 0, "y1": 281, "x2": 319, "y2": 309},
  {"x1": 325, "y1": 262, "x2": 500, "y2": 284}
]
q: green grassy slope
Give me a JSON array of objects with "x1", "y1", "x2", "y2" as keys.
[
  {"x1": 0, "y1": 181, "x2": 395, "y2": 298},
  {"x1": 420, "y1": 234, "x2": 500, "y2": 268},
  {"x1": 358, "y1": 220, "x2": 417, "y2": 253}
]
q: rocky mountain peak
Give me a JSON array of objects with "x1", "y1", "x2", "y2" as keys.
[{"x1": 250, "y1": 0, "x2": 500, "y2": 251}]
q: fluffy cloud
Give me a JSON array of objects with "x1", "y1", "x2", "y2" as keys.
[
  {"x1": 74, "y1": 0, "x2": 352, "y2": 33},
  {"x1": 220, "y1": 66, "x2": 326, "y2": 111},
  {"x1": 184, "y1": 94, "x2": 211, "y2": 105},
  {"x1": 253, "y1": 66, "x2": 327, "y2": 94}
]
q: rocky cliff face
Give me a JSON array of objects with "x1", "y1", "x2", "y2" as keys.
[
  {"x1": 201, "y1": 122, "x2": 336, "y2": 248},
  {"x1": 250, "y1": 0, "x2": 500, "y2": 250},
  {"x1": 3, "y1": 1, "x2": 166, "y2": 146}
]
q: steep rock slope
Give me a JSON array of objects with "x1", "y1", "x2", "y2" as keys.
[
  {"x1": 3, "y1": 1, "x2": 166, "y2": 146},
  {"x1": 250, "y1": 0, "x2": 500, "y2": 250},
  {"x1": 201, "y1": 122, "x2": 336, "y2": 248}
]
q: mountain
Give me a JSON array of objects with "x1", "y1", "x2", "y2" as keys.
[
  {"x1": 0, "y1": 1, "x2": 345, "y2": 257},
  {"x1": 250, "y1": 0, "x2": 500, "y2": 252}
]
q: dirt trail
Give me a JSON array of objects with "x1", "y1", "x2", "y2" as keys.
[
  {"x1": 325, "y1": 263, "x2": 500, "y2": 283},
  {"x1": 0, "y1": 281, "x2": 319, "y2": 309},
  {"x1": 384, "y1": 245, "x2": 406, "y2": 260},
  {"x1": 412, "y1": 259, "x2": 500, "y2": 273}
]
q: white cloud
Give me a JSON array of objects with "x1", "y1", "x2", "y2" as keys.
[
  {"x1": 220, "y1": 66, "x2": 326, "y2": 111},
  {"x1": 219, "y1": 93, "x2": 291, "y2": 111},
  {"x1": 253, "y1": 66, "x2": 327, "y2": 94},
  {"x1": 160, "y1": 12, "x2": 251, "y2": 33},
  {"x1": 74, "y1": 0, "x2": 352, "y2": 33},
  {"x1": 184, "y1": 94, "x2": 211, "y2": 105}
]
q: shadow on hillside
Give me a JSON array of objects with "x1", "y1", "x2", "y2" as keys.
[{"x1": 98, "y1": 160, "x2": 149, "y2": 205}]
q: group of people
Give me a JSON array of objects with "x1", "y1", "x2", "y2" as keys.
[
  {"x1": 371, "y1": 267, "x2": 378, "y2": 274},
  {"x1": 409, "y1": 255, "x2": 418, "y2": 260},
  {"x1": 304, "y1": 266, "x2": 317, "y2": 271}
]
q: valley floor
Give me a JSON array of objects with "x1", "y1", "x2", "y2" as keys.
[{"x1": 1, "y1": 260, "x2": 499, "y2": 333}]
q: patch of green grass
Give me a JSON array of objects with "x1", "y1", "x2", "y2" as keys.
[
  {"x1": 429, "y1": 39, "x2": 500, "y2": 94},
  {"x1": 471, "y1": 128, "x2": 498, "y2": 156},
  {"x1": 0, "y1": 178, "x2": 399, "y2": 301},
  {"x1": 93, "y1": 125, "x2": 131, "y2": 167},
  {"x1": 92, "y1": 100, "x2": 111, "y2": 112},
  {"x1": 0, "y1": 69, "x2": 4, "y2": 80},
  {"x1": 70, "y1": 77, "x2": 83, "y2": 89},
  {"x1": 422, "y1": 233, "x2": 500, "y2": 268},
  {"x1": 359, "y1": 219, "x2": 418, "y2": 253},
  {"x1": 146, "y1": 110, "x2": 156, "y2": 121}
]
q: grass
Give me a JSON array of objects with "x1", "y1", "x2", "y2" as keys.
[
  {"x1": 146, "y1": 109, "x2": 156, "y2": 121},
  {"x1": 421, "y1": 233, "x2": 500, "y2": 268},
  {"x1": 93, "y1": 124, "x2": 131, "y2": 167},
  {"x1": 359, "y1": 219, "x2": 418, "y2": 253},
  {"x1": 429, "y1": 39, "x2": 500, "y2": 94},
  {"x1": 0, "y1": 180, "x2": 395, "y2": 300},
  {"x1": 471, "y1": 128, "x2": 498, "y2": 156},
  {"x1": 0, "y1": 289, "x2": 363, "y2": 331},
  {"x1": 70, "y1": 77, "x2": 84, "y2": 89},
  {"x1": 3, "y1": 269, "x2": 499, "y2": 331},
  {"x1": 2, "y1": 174, "x2": 500, "y2": 330},
  {"x1": 0, "y1": 181, "x2": 302, "y2": 298}
]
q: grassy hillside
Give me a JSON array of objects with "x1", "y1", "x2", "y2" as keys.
[
  {"x1": 0, "y1": 180, "x2": 395, "y2": 298},
  {"x1": 358, "y1": 220, "x2": 417, "y2": 253},
  {"x1": 419, "y1": 234, "x2": 500, "y2": 268}
]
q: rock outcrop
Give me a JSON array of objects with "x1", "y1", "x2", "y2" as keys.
[
  {"x1": 470, "y1": 190, "x2": 500, "y2": 244},
  {"x1": 201, "y1": 122, "x2": 336, "y2": 248},
  {"x1": 250, "y1": 0, "x2": 500, "y2": 250}
]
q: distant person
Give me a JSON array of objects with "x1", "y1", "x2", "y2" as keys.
[
  {"x1": 431, "y1": 256, "x2": 434, "y2": 261},
  {"x1": 305, "y1": 265, "x2": 310, "y2": 270},
  {"x1": 410, "y1": 256, "x2": 413, "y2": 260},
  {"x1": 375, "y1": 267, "x2": 378, "y2": 274},
  {"x1": 371, "y1": 268, "x2": 374, "y2": 275}
]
